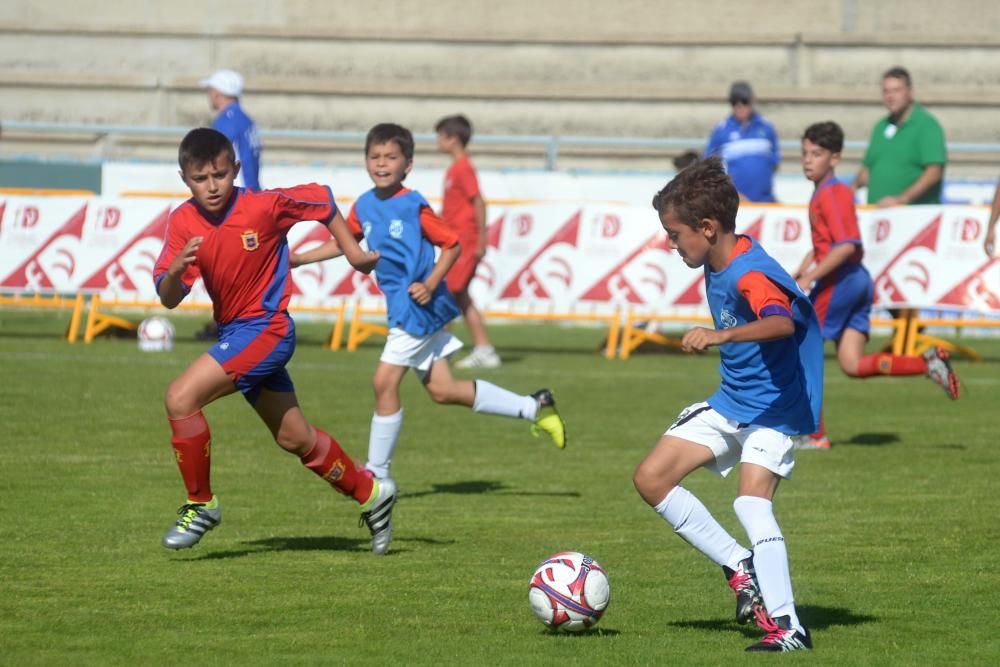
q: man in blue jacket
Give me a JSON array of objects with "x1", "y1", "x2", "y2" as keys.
[{"x1": 705, "y1": 81, "x2": 781, "y2": 203}]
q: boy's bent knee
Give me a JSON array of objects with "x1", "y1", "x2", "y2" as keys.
[
  {"x1": 164, "y1": 384, "x2": 197, "y2": 419},
  {"x1": 275, "y1": 426, "x2": 313, "y2": 456},
  {"x1": 633, "y1": 461, "x2": 663, "y2": 501},
  {"x1": 427, "y1": 385, "x2": 454, "y2": 404}
]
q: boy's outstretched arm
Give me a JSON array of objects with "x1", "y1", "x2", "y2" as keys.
[
  {"x1": 681, "y1": 315, "x2": 794, "y2": 353},
  {"x1": 409, "y1": 243, "x2": 461, "y2": 305},
  {"x1": 290, "y1": 239, "x2": 342, "y2": 268},
  {"x1": 325, "y1": 210, "x2": 380, "y2": 274},
  {"x1": 796, "y1": 243, "x2": 855, "y2": 291},
  {"x1": 684, "y1": 269, "x2": 797, "y2": 352},
  {"x1": 792, "y1": 250, "x2": 815, "y2": 282}
]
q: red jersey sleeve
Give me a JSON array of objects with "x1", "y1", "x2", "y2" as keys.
[
  {"x1": 152, "y1": 207, "x2": 200, "y2": 295},
  {"x1": 419, "y1": 205, "x2": 460, "y2": 248},
  {"x1": 818, "y1": 184, "x2": 862, "y2": 245},
  {"x1": 453, "y1": 158, "x2": 481, "y2": 200},
  {"x1": 267, "y1": 184, "x2": 338, "y2": 231},
  {"x1": 345, "y1": 203, "x2": 364, "y2": 239},
  {"x1": 737, "y1": 271, "x2": 793, "y2": 319}
]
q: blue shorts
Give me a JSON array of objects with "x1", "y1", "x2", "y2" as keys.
[
  {"x1": 810, "y1": 263, "x2": 873, "y2": 341},
  {"x1": 209, "y1": 313, "x2": 296, "y2": 404}
]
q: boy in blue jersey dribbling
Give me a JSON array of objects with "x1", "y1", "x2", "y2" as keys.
[
  {"x1": 292, "y1": 124, "x2": 566, "y2": 552},
  {"x1": 633, "y1": 157, "x2": 821, "y2": 653}
]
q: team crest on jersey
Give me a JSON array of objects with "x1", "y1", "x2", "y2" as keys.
[
  {"x1": 389, "y1": 219, "x2": 404, "y2": 239},
  {"x1": 720, "y1": 309, "x2": 738, "y2": 329},
  {"x1": 241, "y1": 230, "x2": 260, "y2": 251},
  {"x1": 362, "y1": 222, "x2": 373, "y2": 238}
]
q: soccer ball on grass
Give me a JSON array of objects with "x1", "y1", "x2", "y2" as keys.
[{"x1": 528, "y1": 551, "x2": 610, "y2": 632}]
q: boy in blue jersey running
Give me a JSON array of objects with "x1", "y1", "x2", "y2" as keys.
[
  {"x1": 292, "y1": 124, "x2": 566, "y2": 526},
  {"x1": 633, "y1": 157, "x2": 821, "y2": 653}
]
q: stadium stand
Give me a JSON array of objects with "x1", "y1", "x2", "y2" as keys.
[{"x1": 3, "y1": 1, "x2": 1000, "y2": 174}]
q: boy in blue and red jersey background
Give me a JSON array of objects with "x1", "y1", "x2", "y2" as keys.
[
  {"x1": 793, "y1": 121, "x2": 959, "y2": 449},
  {"x1": 153, "y1": 128, "x2": 397, "y2": 555},
  {"x1": 633, "y1": 157, "x2": 818, "y2": 653}
]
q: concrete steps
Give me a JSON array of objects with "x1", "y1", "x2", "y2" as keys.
[{"x1": 3, "y1": 0, "x2": 1000, "y2": 176}]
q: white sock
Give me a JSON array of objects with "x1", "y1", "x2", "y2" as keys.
[
  {"x1": 472, "y1": 380, "x2": 537, "y2": 420},
  {"x1": 654, "y1": 487, "x2": 751, "y2": 569},
  {"x1": 366, "y1": 409, "x2": 403, "y2": 479},
  {"x1": 733, "y1": 495, "x2": 802, "y2": 632}
]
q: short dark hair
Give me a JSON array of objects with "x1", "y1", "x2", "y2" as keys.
[
  {"x1": 365, "y1": 123, "x2": 415, "y2": 160},
  {"x1": 651, "y1": 156, "x2": 739, "y2": 232},
  {"x1": 802, "y1": 121, "x2": 844, "y2": 153},
  {"x1": 178, "y1": 128, "x2": 235, "y2": 170},
  {"x1": 672, "y1": 150, "x2": 700, "y2": 171},
  {"x1": 434, "y1": 115, "x2": 473, "y2": 146},
  {"x1": 883, "y1": 66, "x2": 912, "y2": 87}
]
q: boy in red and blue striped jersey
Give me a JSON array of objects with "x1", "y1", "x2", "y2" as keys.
[
  {"x1": 794, "y1": 121, "x2": 959, "y2": 449},
  {"x1": 153, "y1": 128, "x2": 396, "y2": 554}
]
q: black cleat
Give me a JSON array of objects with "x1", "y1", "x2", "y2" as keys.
[
  {"x1": 746, "y1": 612, "x2": 813, "y2": 652},
  {"x1": 723, "y1": 554, "x2": 764, "y2": 624}
]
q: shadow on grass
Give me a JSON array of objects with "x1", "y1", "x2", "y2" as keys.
[
  {"x1": 798, "y1": 604, "x2": 878, "y2": 629},
  {"x1": 539, "y1": 627, "x2": 621, "y2": 638},
  {"x1": 668, "y1": 604, "x2": 877, "y2": 637},
  {"x1": 405, "y1": 479, "x2": 581, "y2": 500},
  {"x1": 845, "y1": 432, "x2": 900, "y2": 446},
  {"x1": 182, "y1": 534, "x2": 454, "y2": 560}
]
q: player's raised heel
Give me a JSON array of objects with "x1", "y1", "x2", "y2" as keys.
[
  {"x1": 723, "y1": 554, "x2": 764, "y2": 624},
  {"x1": 162, "y1": 498, "x2": 222, "y2": 550},
  {"x1": 746, "y1": 611, "x2": 813, "y2": 652},
  {"x1": 530, "y1": 389, "x2": 567, "y2": 449},
  {"x1": 360, "y1": 477, "x2": 397, "y2": 556},
  {"x1": 455, "y1": 347, "x2": 502, "y2": 369},
  {"x1": 792, "y1": 434, "x2": 831, "y2": 450},
  {"x1": 923, "y1": 346, "x2": 960, "y2": 400}
]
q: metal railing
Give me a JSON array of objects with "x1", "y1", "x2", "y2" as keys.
[{"x1": 4, "y1": 120, "x2": 1000, "y2": 171}]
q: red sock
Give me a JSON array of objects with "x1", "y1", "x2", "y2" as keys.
[
  {"x1": 169, "y1": 412, "x2": 213, "y2": 503},
  {"x1": 300, "y1": 428, "x2": 374, "y2": 505},
  {"x1": 811, "y1": 413, "x2": 825, "y2": 440},
  {"x1": 857, "y1": 353, "x2": 927, "y2": 378}
]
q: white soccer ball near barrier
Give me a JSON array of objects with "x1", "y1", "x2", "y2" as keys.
[{"x1": 138, "y1": 316, "x2": 175, "y2": 352}]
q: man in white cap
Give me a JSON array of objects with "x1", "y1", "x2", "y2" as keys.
[{"x1": 200, "y1": 69, "x2": 262, "y2": 191}]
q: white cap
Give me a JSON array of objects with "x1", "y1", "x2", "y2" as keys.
[{"x1": 199, "y1": 69, "x2": 243, "y2": 98}]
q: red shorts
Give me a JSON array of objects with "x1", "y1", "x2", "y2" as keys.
[{"x1": 447, "y1": 237, "x2": 482, "y2": 294}]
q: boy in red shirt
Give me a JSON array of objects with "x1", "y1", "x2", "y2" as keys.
[
  {"x1": 794, "y1": 121, "x2": 960, "y2": 449},
  {"x1": 153, "y1": 128, "x2": 396, "y2": 554},
  {"x1": 435, "y1": 115, "x2": 501, "y2": 369}
]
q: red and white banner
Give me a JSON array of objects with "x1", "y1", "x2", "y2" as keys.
[{"x1": 1, "y1": 196, "x2": 997, "y2": 315}]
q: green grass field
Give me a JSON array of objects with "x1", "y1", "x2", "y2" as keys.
[{"x1": 1, "y1": 309, "x2": 998, "y2": 666}]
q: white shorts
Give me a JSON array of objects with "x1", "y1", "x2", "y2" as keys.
[
  {"x1": 664, "y1": 401, "x2": 796, "y2": 479},
  {"x1": 380, "y1": 327, "x2": 463, "y2": 379}
]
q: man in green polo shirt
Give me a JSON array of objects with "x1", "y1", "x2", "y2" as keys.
[{"x1": 855, "y1": 67, "x2": 947, "y2": 206}]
